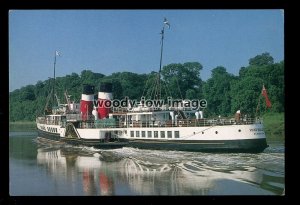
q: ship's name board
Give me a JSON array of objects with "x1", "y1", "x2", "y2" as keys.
[
  {"x1": 249, "y1": 128, "x2": 264, "y2": 132},
  {"x1": 250, "y1": 128, "x2": 265, "y2": 135}
]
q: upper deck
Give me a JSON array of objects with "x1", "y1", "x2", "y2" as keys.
[{"x1": 36, "y1": 109, "x2": 262, "y2": 129}]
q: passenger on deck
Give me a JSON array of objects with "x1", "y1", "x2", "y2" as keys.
[{"x1": 235, "y1": 110, "x2": 241, "y2": 124}]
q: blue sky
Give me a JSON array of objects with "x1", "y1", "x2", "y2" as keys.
[{"x1": 9, "y1": 10, "x2": 284, "y2": 92}]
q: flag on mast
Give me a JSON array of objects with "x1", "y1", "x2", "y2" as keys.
[
  {"x1": 56, "y1": 51, "x2": 61, "y2": 56},
  {"x1": 262, "y1": 85, "x2": 272, "y2": 108},
  {"x1": 164, "y1": 17, "x2": 170, "y2": 29}
]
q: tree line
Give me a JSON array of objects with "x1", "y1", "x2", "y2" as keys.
[{"x1": 9, "y1": 52, "x2": 284, "y2": 121}]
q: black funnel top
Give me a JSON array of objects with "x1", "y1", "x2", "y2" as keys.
[
  {"x1": 100, "y1": 82, "x2": 112, "y2": 93},
  {"x1": 82, "y1": 84, "x2": 95, "y2": 95}
]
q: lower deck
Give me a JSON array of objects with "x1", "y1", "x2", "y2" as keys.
[
  {"x1": 37, "y1": 127, "x2": 268, "y2": 153},
  {"x1": 37, "y1": 129, "x2": 127, "y2": 149}
]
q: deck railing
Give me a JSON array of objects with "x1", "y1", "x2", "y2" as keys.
[{"x1": 37, "y1": 116, "x2": 262, "y2": 129}]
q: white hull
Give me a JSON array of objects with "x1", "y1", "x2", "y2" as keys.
[
  {"x1": 37, "y1": 122, "x2": 265, "y2": 141},
  {"x1": 36, "y1": 121, "x2": 267, "y2": 152}
]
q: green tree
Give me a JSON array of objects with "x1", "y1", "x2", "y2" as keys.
[
  {"x1": 203, "y1": 66, "x2": 236, "y2": 116},
  {"x1": 161, "y1": 62, "x2": 203, "y2": 99},
  {"x1": 20, "y1": 85, "x2": 36, "y2": 101},
  {"x1": 81, "y1": 70, "x2": 105, "y2": 86},
  {"x1": 230, "y1": 76, "x2": 264, "y2": 116},
  {"x1": 231, "y1": 55, "x2": 284, "y2": 112},
  {"x1": 108, "y1": 72, "x2": 148, "y2": 100},
  {"x1": 249, "y1": 52, "x2": 274, "y2": 66},
  {"x1": 9, "y1": 55, "x2": 284, "y2": 122}
]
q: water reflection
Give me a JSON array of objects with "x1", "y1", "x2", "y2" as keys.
[
  {"x1": 37, "y1": 146, "x2": 114, "y2": 195},
  {"x1": 36, "y1": 144, "x2": 285, "y2": 195}
]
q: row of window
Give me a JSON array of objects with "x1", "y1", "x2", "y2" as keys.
[
  {"x1": 47, "y1": 127, "x2": 58, "y2": 133},
  {"x1": 130, "y1": 130, "x2": 180, "y2": 138}
]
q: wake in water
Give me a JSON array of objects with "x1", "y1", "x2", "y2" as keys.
[{"x1": 34, "y1": 138, "x2": 285, "y2": 195}]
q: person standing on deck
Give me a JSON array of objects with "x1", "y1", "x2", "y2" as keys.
[{"x1": 235, "y1": 110, "x2": 241, "y2": 124}]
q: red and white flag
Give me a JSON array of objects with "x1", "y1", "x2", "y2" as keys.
[{"x1": 262, "y1": 85, "x2": 272, "y2": 108}]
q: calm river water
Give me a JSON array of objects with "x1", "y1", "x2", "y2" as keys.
[{"x1": 9, "y1": 131, "x2": 285, "y2": 196}]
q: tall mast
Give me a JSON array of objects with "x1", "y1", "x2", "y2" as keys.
[
  {"x1": 53, "y1": 51, "x2": 60, "y2": 107},
  {"x1": 157, "y1": 18, "x2": 170, "y2": 100},
  {"x1": 53, "y1": 51, "x2": 57, "y2": 107},
  {"x1": 158, "y1": 27, "x2": 164, "y2": 100},
  {"x1": 159, "y1": 27, "x2": 165, "y2": 74}
]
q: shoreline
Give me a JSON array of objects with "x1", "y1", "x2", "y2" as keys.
[{"x1": 9, "y1": 121, "x2": 36, "y2": 131}]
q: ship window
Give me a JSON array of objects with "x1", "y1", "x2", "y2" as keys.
[
  {"x1": 175, "y1": 131, "x2": 179, "y2": 138},
  {"x1": 238, "y1": 129, "x2": 241, "y2": 132},
  {"x1": 142, "y1": 131, "x2": 146, "y2": 137},
  {"x1": 136, "y1": 131, "x2": 140, "y2": 137},
  {"x1": 215, "y1": 131, "x2": 218, "y2": 134},
  {"x1": 130, "y1": 131, "x2": 134, "y2": 137},
  {"x1": 160, "y1": 131, "x2": 165, "y2": 138},
  {"x1": 148, "y1": 131, "x2": 152, "y2": 138},
  {"x1": 167, "y1": 131, "x2": 172, "y2": 138},
  {"x1": 154, "y1": 131, "x2": 158, "y2": 138}
]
